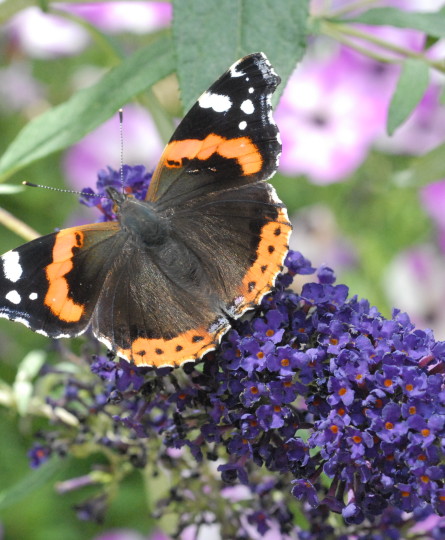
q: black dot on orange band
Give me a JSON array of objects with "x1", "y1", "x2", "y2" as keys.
[
  {"x1": 155, "y1": 348, "x2": 164, "y2": 355},
  {"x1": 192, "y1": 335, "x2": 204, "y2": 342},
  {"x1": 261, "y1": 265, "x2": 268, "y2": 273},
  {"x1": 176, "y1": 345, "x2": 183, "y2": 352},
  {"x1": 274, "y1": 227, "x2": 281, "y2": 236},
  {"x1": 248, "y1": 281, "x2": 256, "y2": 291},
  {"x1": 136, "y1": 350, "x2": 146, "y2": 356},
  {"x1": 268, "y1": 245, "x2": 275, "y2": 254}
]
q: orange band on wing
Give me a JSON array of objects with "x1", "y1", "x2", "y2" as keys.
[
  {"x1": 164, "y1": 135, "x2": 263, "y2": 176},
  {"x1": 236, "y1": 207, "x2": 292, "y2": 313},
  {"x1": 116, "y1": 322, "x2": 229, "y2": 368},
  {"x1": 44, "y1": 231, "x2": 85, "y2": 322}
]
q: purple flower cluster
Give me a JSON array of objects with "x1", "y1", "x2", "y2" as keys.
[
  {"x1": 29, "y1": 167, "x2": 445, "y2": 538},
  {"x1": 80, "y1": 164, "x2": 152, "y2": 221}
]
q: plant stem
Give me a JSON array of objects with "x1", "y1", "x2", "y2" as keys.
[
  {"x1": 329, "y1": 0, "x2": 382, "y2": 18},
  {"x1": 322, "y1": 25, "x2": 399, "y2": 65},
  {"x1": 321, "y1": 20, "x2": 445, "y2": 73},
  {"x1": 0, "y1": 207, "x2": 40, "y2": 241}
]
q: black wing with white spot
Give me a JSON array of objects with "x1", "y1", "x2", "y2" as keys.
[
  {"x1": 0, "y1": 223, "x2": 122, "y2": 338},
  {"x1": 146, "y1": 52, "x2": 281, "y2": 209}
]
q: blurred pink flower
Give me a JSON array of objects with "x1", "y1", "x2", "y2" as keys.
[
  {"x1": 276, "y1": 49, "x2": 389, "y2": 183},
  {"x1": 288, "y1": 204, "x2": 357, "y2": 273},
  {"x1": 377, "y1": 85, "x2": 445, "y2": 155},
  {"x1": 311, "y1": 0, "x2": 445, "y2": 14},
  {"x1": 63, "y1": 104, "x2": 164, "y2": 191},
  {"x1": 389, "y1": 0, "x2": 445, "y2": 9},
  {"x1": 180, "y1": 524, "x2": 220, "y2": 540},
  {"x1": 384, "y1": 244, "x2": 445, "y2": 339},
  {"x1": 421, "y1": 179, "x2": 445, "y2": 228},
  {"x1": 0, "y1": 61, "x2": 45, "y2": 113},
  {"x1": 63, "y1": 2, "x2": 172, "y2": 34},
  {"x1": 420, "y1": 179, "x2": 445, "y2": 253},
  {"x1": 8, "y1": 7, "x2": 90, "y2": 59},
  {"x1": 7, "y1": 3, "x2": 171, "y2": 59},
  {"x1": 93, "y1": 530, "x2": 171, "y2": 540},
  {"x1": 277, "y1": 2, "x2": 438, "y2": 184}
]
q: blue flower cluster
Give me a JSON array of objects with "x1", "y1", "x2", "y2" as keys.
[{"x1": 29, "y1": 166, "x2": 445, "y2": 538}]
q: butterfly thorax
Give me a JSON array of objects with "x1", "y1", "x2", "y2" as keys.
[{"x1": 106, "y1": 187, "x2": 169, "y2": 247}]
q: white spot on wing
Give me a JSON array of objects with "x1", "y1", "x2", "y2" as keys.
[
  {"x1": 248, "y1": 87, "x2": 254, "y2": 94},
  {"x1": 240, "y1": 99, "x2": 254, "y2": 114},
  {"x1": 198, "y1": 91, "x2": 232, "y2": 113},
  {"x1": 97, "y1": 334, "x2": 113, "y2": 351},
  {"x1": 239, "y1": 121, "x2": 247, "y2": 130},
  {"x1": 14, "y1": 317, "x2": 30, "y2": 328},
  {"x1": 6, "y1": 290, "x2": 21, "y2": 304},
  {"x1": 36, "y1": 329, "x2": 49, "y2": 337},
  {"x1": 267, "y1": 185, "x2": 284, "y2": 205},
  {"x1": 230, "y1": 60, "x2": 245, "y2": 78},
  {"x1": 29, "y1": 292, "x2": 38, "y2": 300},
  {"x1": 2, "y1": 251, "x2": 22, "y2": 282}
]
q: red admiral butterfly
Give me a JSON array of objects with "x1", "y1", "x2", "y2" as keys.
[{"x1": 0, "y1": 52, "x2": 291, "y2": 368}]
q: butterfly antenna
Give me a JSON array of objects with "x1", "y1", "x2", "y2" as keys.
[
  {"x1": 22, "y1": 181, "x2": 102, "y2": 198},
  {"x1": 119, "y1": 108, "x2": 124, "y2": 193}
]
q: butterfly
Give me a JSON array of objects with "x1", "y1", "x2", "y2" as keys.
[{"x1": 0, "y1": 52, "x2": 291, "y2": 368}]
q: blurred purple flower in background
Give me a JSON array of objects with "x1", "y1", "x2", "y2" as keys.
[
  {"x1": 63, "y1": 104, "x2": 163, "y2": 191},
  {"x1": 7, "y1": 7, "x2": 90, "y2": 59},
  {"x1": 288, "y1": 205, "x2": 357, "y2": 275},
  {"x1": 279, "y1": 0, "x2": 445, "y2": 183},
  {"x1": 377, "y1": 85, "x2": 445, "y2": 155},
  {"x1": 63, "y1": 2, "x2": 172, "y2": 34},
  {"x1": 384, "y1": 245, "x2": 445, "y2": 338},
  {"x1": 276, "y1": 48, "x2": 389, "y2": 183},
  {"x1": 0, "y1": 62, "x2": 45, "y2": 114},
  {"x1": 93, "y1": 530, "x2": 170, "y2": 540},
  {"x1": 421, "y1": 180, "x2": 445, "y2": 253},
  {"x1": 6, "y1": 2, "x2": 172, "y2": 59},
  {"x1": 311, "y1": 0, "x2": 445, "y2": 13}
]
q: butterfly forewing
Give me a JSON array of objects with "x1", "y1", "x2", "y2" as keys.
[
  {"x1": 146, "y1": 53, "x2": 281, "y2": 208},
  {"x1": 0, "y1": 223, "x2": 121, "y2": 338}
]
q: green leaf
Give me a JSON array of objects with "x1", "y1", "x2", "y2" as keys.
[
  {"x1": 407, "y1": 142, "x2": 445, "y2": 185},
  {"x1": 387, "y1": 59, "x2": 430, "y2": 135},
  {"x1": 0, "y1": 34, "x2": 175, "y2": 181},
  {"x1": 342, "y1": 7, "x2": 445, "y2": 38},
  {"x1": 172, "y1": 0, "x2": 309, "y2": 111},
  {"x1": 440, "y1": 86, "x2": 445, "y2": 106},
  {"x1": 0, "y1": 457, "x2": 65, "y2": 510}
]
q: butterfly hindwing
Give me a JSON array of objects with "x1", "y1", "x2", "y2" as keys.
[
  {"x1": 91, "y1": 234, "x2": 230, "y2": 367},
  {"x1": 170, "y1": 182, "x2": 291, "y2": 317}
]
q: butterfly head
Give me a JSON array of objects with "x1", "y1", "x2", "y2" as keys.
[{"x1": 106, "y1": 186, "x2": 126, "y2": 206}]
